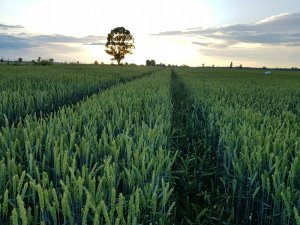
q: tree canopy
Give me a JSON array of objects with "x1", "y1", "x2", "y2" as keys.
[
  {"x1": 105, "y1": 27, "x2": 135, "y2": 65},
  {"x1": 146, "y1": 59, "x2": 156, "y2": 66}
]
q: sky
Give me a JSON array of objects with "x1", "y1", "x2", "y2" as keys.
[{"x1": 0, "y1": 0, "x2": 300, "y2": 67}]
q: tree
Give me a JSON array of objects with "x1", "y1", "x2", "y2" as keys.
[
  {"x1": 0, "y1": 58, "x2": 3, "y2": 63},
  {"x1": 230, "y1": 62, "x2": 233, "y2": 69},
  {"x1": 105, "y1": 27, "x2": 135, "y2": 65},
  {"x1": 18, "y1": 58, "x2": 23, "y2": 63},
  {"x1": 33, "y1": 58, "x2": 55, "y2": 66},
  {"x1": 146, "y1": 59, "x2": 156, "y2": 66}
]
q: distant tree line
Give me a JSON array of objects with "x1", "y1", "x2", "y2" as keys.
[
  {"x1": 145, "y1": 59, "x2": 181, "y2": 67},
  {"x1": 0, "y1": 57, "x2": 54, "y2": 66},
  {"x1": 32, "y1": 57, "x2": 54, "y2": 66},
  {"x1": 0, "y1": 57, "x2": 298, "y2": 70}
]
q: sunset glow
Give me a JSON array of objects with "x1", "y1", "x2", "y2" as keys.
[{"x1": 1, "y1": 0, "x2": 299, "y2": 67}]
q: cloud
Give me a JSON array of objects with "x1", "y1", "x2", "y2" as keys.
[
  {"x1": 0, "y1": 22, "x2": 106, "y2": 51},
  {"x1": 191, "y1": 41, "x2": 233, "y2": 49},
  {"x1": 31, "y1": 34, "x2": 106, "y2": 45},
  {"x1": 0, "y1": 24, "x2": 106, "y2": 62},
  {"x1": 0, "y1": 23, "x2": 24, "y2": 30},
  {"x1": 0, "y1": 34, "x2": 36, "y2": 49},
  {"x1": 84, "y1": 42, "x2": 106, "y2": 46},
  {"x1": 154, "y1": 13, "x2": 300, "y2": 47},
  {"x1": 152, "y1": 30, "x2": 182, "y2": 36},
  {"x1": 0, "y1": 32, "x2": 106, "y2": 50}
]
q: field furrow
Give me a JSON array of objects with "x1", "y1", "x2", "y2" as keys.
[{"x1": 170, "y1": 70, "x2": 224, "y2": 224}]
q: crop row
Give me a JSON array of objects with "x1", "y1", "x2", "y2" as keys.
[
  {"x1": 175, "y1": 68, "x2": 300, "y2": 225},
  {"x1": 0, "y1": 69, "x2": 175, "y2": 224},
  {"x1": 2, "y1": 66, "x2": 299, "y2": 225},
  {"x1": 0, "y1": 65, "x2": 157, "y2": 126}
]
